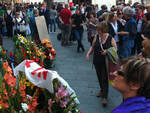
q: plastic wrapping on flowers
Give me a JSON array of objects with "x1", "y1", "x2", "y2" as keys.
[
  {"x1": 0, "y1": 61, "x2": 81, "y2": 113},
  {"x1": 13, "y1": 35, "x2": 56, "y2": 69}
]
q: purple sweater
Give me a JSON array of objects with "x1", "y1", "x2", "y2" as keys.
[{"x1": 111, "y1": 97, "x2": 150, "y2": 113}]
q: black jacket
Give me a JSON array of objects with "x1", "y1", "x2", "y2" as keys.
[
  {"x1": 39, "y1": 8, "x2": 50, "y2": 25},
  {"x1": 108, "y1": 20, "x2": 124, "y2": 37}
]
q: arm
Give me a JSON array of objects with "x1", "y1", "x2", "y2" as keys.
[
  {"x1": 58, "y1": 16, "x2": 64, "y2": 24},
  {"x1": 117, "y1": 31, "x2": 129, "y2": 35},
  {"x1": 111, "y1": 38, "x2": 117, "y2": 50},
  {"x1": 141, "y1": 34, "x2": 148, "y2": 40},
  {"x1": 117, "y1": 21, "x2": 137, "y2": 36},
  {"x1": 89, "y1": 22, "x2": 97, "y2": 27},
  {"x1": 86, "y1": 36, "x2": 96, "y2": 61}
]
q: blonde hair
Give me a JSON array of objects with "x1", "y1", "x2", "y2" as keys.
[
  {"x1": 96, "y1": 21, "x2": 108, "y2": 33},
  {"x1": 101, "y1": 12, "x2": 110, "y2": 23}
]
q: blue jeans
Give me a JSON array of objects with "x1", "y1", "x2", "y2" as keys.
[
  {"x1": 118, "y1": 40, "x2": 134, "y2": 59},
  {"x1": 74, "y1": 29, "x2": 83, "y2": 45},
  {"x1": 74, "y1": 29, "x2": 84, "y2": 52},
  {"x1": 50, "y1": 19, "x2": 56, "y2": 32}
]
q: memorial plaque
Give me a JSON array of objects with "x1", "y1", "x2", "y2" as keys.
[{"x1": 35, "y1": 16, "x2": 50, "y2": 41}]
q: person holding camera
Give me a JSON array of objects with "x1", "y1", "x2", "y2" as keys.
[{"x1": 86, "y1": 21, "x2": 117, "y2": 106}]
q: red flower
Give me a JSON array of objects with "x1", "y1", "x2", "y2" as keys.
[
  {"x1": 40, "y1": 62, "x2": 44, "y2": 67},
  {"x1": 35, "y1": 58, "x2": 39, "y2": 62},
  {"x1": 1, "y1": 102, "x2": 9, "y2": 109},
  {"x1": 47, "y1": 56, "x2": 51, "y2": 59},
  {"x1": 7, "y1": 76, "x2": 16, "y2": 88},
  {"x1": 21, "y1": 48, "x2": 27, "y2": 57},
  {"x1": 9, "y1": 52, "x2": 13, "y2": 57}
]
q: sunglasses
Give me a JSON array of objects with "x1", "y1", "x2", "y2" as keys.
[{"x1": 117, "y1": 70, "x2": 125, "y2": 77}]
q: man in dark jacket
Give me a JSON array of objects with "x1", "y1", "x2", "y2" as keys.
[
  {"x1": 39, "y1": 2, "x2": 50, "y2": 33},
  {"x1": 97, "y1": 5, "x2": 108, "y2": 18}
]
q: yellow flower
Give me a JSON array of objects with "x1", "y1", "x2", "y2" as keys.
[
  {"x1": 0, "y1": 104, "x2": 2, "y2": 109},
  {"x1": 27, "y1": 51, "x2": 31, "y2": 54},
  {"x1": 43, "y1": 55, "x2": 47, "y2": 59},
  {"x1": 25, "y1": 82, "x2": 31, "y2": 87},
  {"x1": 31, "y1": 84, "x2": 35, "y2": 90},
  {"x1": 24, "y1": 39, "x2": 27, "y2": 43}
]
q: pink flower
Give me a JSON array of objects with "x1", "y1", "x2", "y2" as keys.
[
  {"x1": 48, "y1": 99, "x2": 54, "y2": 106},
  {"x1": 48, "y1": 99, "x2": 54, "y2": 113},
  {"x1": 56, "y1": 85, "x2": 69, "y2": 99},
  {"x1": 60, "y1": 100, "x2": 68, "y2": 108}
]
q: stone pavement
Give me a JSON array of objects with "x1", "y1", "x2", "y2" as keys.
[{"x1": 2, "y1": 28, "x2": 122, "y2": 113}]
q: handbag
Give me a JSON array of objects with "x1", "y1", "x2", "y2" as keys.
[{"x1": 20, "y1": 24, "x2": 26, "y2": 32}]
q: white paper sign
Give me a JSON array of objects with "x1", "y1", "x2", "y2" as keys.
[{"x1": 35, "y1": 16, "x2": 50, "y2": 41}]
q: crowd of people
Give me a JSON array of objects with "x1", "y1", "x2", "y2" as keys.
[{"x1": 1, "y1": 1, "x2": 150, "y2": 113}]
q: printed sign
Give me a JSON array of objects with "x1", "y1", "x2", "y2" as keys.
[{"x1": 35, "y1": 16, "x2": 50, "y2": 41}]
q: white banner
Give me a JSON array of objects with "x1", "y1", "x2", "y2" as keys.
[{"x1": 14, "y1": 60, "x2": 79, "y2": 104}]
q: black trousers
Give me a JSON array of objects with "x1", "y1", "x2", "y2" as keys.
[
  {"x1": 94, "y1": 64, "x2": 108, "y2": 98},
  {"x1": 132, "y1": 33, "x2": 143, "y2": 55}
]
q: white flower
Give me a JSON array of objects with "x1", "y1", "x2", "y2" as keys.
[
  {"x1": 20, "y1": 39, "x2": 24, "y2": 44},
  {"x1": 21, "y1": 103, "x2": 28, "y2": 112},
  {"x1": 19, "y1": 110, "x2": 23, "y2": 113}
]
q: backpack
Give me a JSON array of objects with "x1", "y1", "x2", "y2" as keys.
[{"x1": 5, "y1": 12, "x2": 13, "y2": 24}]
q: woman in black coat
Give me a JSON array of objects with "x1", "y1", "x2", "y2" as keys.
[{"x1": 108, "y1": 13, "x2": 124, "y2": 47}]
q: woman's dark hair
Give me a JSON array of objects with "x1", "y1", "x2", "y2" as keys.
[
  {"x1": 122, "y1": 57, "x2": 150, "y2": 99},
  {"x1": 52, "y1": 5, "x2": 56, "y2": 10},
  {"x1": 117, "y1": 10, "x2": 123, "y2": 16},
  {"x1": 76, "y1": 8, "x2": 82, "y2": 15},
  {"x1": 144, "y1": 12, "x2": 150, "y2": 21},
  {"x1": 90, "y1": 12, "x2": 96, "y2": 17},
  {"x1": 142, "y1": 39, "x2": 150, "y2": 58}
]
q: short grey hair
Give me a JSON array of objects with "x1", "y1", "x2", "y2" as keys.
[{"x1": 123, "y1": 6, "x2": 134, "y2": 17}]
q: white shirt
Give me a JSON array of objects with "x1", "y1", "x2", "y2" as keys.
[{"x1": 111, "y1": 22, "x2": 119, "y2": 43}]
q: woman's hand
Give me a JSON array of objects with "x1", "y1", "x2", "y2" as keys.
[
  {"x1": 101, "y1": 50, "x2": 107, "y2": 55},
  {"x1": 72, "y1": 24, "x2": 76, "y2": 27},
  {"x1": 86, "y1": 54, "x2": 90, "y2": 61},
  {"x1": 80, "y1": 23, "x2": 84, "y2": 26},
  {"x1": 138, "y1": 52, "x2": 143, "y2": 58}
]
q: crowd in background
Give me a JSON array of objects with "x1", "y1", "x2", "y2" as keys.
[
  {"x1": 1, "y1": 1, "x2": 150, "y2": 112},
  {"x1": 0, "y1": 2, "x2": 150, "y2": 57}
]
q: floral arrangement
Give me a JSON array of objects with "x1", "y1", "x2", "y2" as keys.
[
  {"x1": 0, "y1": 46, "x2": 7, "y2": 61},
  {"x1": 23, "y1": 78, "x2": 81, "y2": 113},
  {"x1": 0, "y1": 61, "x2": 39, "y2": 113},
  {"x1": 41, "y1": 39, "x2": 56, "y2": 68},
  {"x1": 0, "y1": 61, "x2": 81, "y2": 113},
  {"x1": 0, "y1": 35, "x2": 81, "y2": 113},
  {"x1": 13, "y1": 35, "x2": 56, "y2": 68}
]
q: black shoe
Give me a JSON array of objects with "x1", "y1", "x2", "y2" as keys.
[
  {"x1": 77, "y1": 46, "x2": 80, "y2": 53},
  {"x1": 81, "y1": 45, "x2": 85, "y2": 52}
]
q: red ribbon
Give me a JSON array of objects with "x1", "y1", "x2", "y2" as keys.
[{"x1": 26, "y1": 61, "x2": 34, "y2": 68}]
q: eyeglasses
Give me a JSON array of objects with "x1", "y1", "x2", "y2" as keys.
[
  {"x1": 117, "y1": 13, "x2": 122, "y2": 15},
  {"x1": 117, "y1": 70, "x2": 125, "y2": 77}
]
